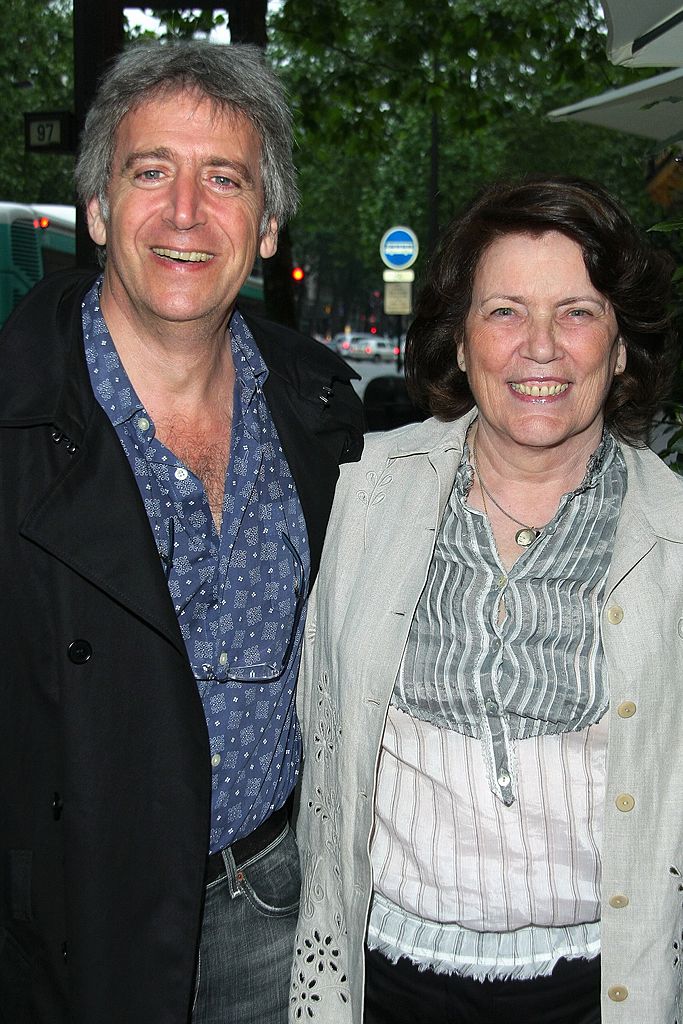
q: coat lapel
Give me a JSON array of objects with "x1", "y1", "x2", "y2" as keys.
[
  {"x1": 606, "y1": 442, "x2": 683, "y2": 596},
  {"x1": 20, "y1": 406, "x2": 185, "y2": 656},
  {"x1": 246, "y1": 314, "x2": 363, "y2": 582}
]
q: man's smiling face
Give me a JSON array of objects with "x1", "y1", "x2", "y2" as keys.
[{"x1": 87, "y1": 87, "x2": 278, "y2": 335}]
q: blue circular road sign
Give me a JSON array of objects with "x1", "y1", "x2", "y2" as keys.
[{"x1": 380, "y1": 226, "x2": 419, "y2": 270}]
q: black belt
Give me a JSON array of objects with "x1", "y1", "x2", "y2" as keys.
[{"x1": 206, "y1": 804, "x2": 289, "y2": 885}]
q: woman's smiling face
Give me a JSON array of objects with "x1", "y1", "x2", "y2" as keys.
[{"x1": 460, "y1": 230, "x2": 625, "y2": 457}]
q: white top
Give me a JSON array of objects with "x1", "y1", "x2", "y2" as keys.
[{"x1": 368, "y1": 705, "x2": 607, "y2": 977}]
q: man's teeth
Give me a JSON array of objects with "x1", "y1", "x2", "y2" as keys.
[
  {"x1": 510, "y1": 382, "x2": 569, "y2": 397},
  {"x1": 152, "y1": 248, "x2": 213, "y2": 262}
]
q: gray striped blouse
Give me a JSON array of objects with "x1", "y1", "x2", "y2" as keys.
[{"x1": 393, "y1": 430, "x2": 626, "y2": 805}]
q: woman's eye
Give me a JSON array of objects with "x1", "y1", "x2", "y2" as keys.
[
  {"x1": 491, "y1": 307, "x2": 515, "y2": 318},
  {"x1": 567, "y1": 308, "x2": 591, "y2": 318}
]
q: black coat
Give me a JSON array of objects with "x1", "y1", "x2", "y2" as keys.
[{"x1": 0, "y1": 271, "x2": 363, "y2": 1024}]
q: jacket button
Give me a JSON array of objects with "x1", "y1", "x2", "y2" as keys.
[
  {"x1": 52, "y1": 792, "x2": 64, "y2": 821},
  {"x1": 608, "y1": 985, "x2": 628, "y2": 1002},
  {"x1": 607, "y1": 606, "x2": 624, "y2": 624},
  {"x1": 609, "y1": 894, "x2": 629, "y2": 909},
  {"x1": 67, "y1": 640, "x2": 92, "y2": 664},
  {"x1": 617, "y1": 700, "x2": 636, "y2": 718},
  {"x1": 615, "y1": 793, "x2": 635, "y2": 812}
]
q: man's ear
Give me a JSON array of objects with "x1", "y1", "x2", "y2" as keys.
[
  {"x1": 259, "y1": 217, "x2": 279, "y2": 259},
  {"x1": 86, "y1": 197, "x2": 107, "y2": 246}
]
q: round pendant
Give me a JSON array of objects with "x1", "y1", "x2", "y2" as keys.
[{"x1": 515, "y1": 527, "x2": 538, "y2": 547}]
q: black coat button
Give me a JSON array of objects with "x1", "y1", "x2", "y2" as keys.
[
  {"x1": 67, "y1": 640, "x2": 92, "y2": 664},
  {"x1": 52, "y1": 792, "x2": 63, "y2": 820}
]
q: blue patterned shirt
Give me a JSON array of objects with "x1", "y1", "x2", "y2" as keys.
[{"x1": 82, "y1": 279, "x2": 307, "y2": 852}]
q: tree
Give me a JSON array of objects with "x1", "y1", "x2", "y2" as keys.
[
  {"x1": 269, "y1": 0, "x2": 664, "y2": 334},
  {"x1": 0, "y1": 0, "x2": 73, "y2": 203}
]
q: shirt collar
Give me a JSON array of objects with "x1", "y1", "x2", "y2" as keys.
[
  {"x1": 229, "y1": 308, "x2": 269, "y2": 397},
  {"x1": 455, "y1": 424, "x2": 621, "y2": 502},
  {"x1": 82, "y1": 276, "x2": 143, "y2": 428}
]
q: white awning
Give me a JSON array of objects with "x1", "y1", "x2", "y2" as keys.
[
  {"x1": 602, "y1": 0, "x2": 683, "y2": 67},
  {"x1": 547, "y1": 68, "x2": 683, "y2": 141}
]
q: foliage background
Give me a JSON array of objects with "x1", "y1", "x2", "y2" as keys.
[
  {"x1": 269, "y1": 0, "x2": 679, "y2": 331},
  {"x1": 1, "y1": 0, "x2": 680, "y2": 337},
  {"x1": 1, "y1": 0, "x2": 74, "y2": 204}
]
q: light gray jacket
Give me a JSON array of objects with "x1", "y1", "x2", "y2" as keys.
[{"x1": 290, "y1": 412, "x2": 683, "y2": 1024}]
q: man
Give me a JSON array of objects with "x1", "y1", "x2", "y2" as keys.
[{"x1": 0, "y1": 42, "x2": 363, "y2": 1024}]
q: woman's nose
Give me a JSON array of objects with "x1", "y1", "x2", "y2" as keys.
[{"x1": 521, "y1": 315, "x2": 559, "y2": 362}]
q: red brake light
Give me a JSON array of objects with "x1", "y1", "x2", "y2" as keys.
[
  {"x1": 33, "y1": 216, "x2": 50, "y2": 230},
  {"x1": 365, "y1": 346, "x2": 372, "y2": 354},
  {"x1": 393, "y1": 346, "x2": 400, "y2": 355}
]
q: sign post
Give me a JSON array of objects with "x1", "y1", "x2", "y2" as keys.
[{"x1": 379, "y1": 225, "x2": 419, "y2": 316}]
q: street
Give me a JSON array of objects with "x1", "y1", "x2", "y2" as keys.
[{"x1": 342, "y1": 355, "x2": 405, "y2": 400}]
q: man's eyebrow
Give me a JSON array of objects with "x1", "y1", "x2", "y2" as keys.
[
  {"x1": 121, "y1": 149, "x2": 255, "y2": 186},
  {"x1": 121, "y1": 148, "x2": 175, "y2": 173},
  {"x1": 205, "y1": 157, "x2": 255, "y2": 186}
]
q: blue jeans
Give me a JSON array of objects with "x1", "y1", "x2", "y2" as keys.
[{"x1": 192, "y1": 823, "x2": 300, "y2": 1024}]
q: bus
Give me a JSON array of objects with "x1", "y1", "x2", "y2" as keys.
[
  {"x1": 0, "y1": 201, "x2": 266, "y2": 326},
  {"x1": 0, "y1": 202, "x2": 76, "y2": 325}
]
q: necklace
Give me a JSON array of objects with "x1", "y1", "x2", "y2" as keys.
[{"x1": 472, "y1": 440, "x2": 540, "y2": 548}]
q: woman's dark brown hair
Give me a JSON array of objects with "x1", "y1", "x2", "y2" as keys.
[{"x1": 405, "y1": 176, "x2": 678, "y2": 442}]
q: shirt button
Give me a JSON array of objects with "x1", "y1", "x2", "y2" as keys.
[
  {"x1": 617, "y1": 700, "x2": 636, "y2": 718},
  {"x1": 211, "y1": 754, "x2": 222, "y2": 768},
  {"x1": 497, "y1": 576, "x2": 506, "y2": 588},
  {"x1": 607, "y1": 606, "x2": 624, "y2": 625},
  {"x1": 174, "y1": 467, "x2": 189, "y2": 481},
  {"x1": 609, "y1": 894, "x2": 629, "y2": 909},
  {"x1": 219, "y1": 653, "x2": 229, "y2": 666},
  {"x1": 607, "y1": 985, "x2": 629, "y2": 1002},
  {"x1": 485, "y1": 699, "x2": 498, "y2": 716},
  {"x1": 136, "y1": 416, "x2": 150, "y2": 432},
  {"x1": 615, "y1": 793, "x2": 635, "y2": 812},
  {"x1": 497, "y1": 770, "x2": 511, "y2": 788}
]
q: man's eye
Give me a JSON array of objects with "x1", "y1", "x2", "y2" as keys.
[
  {"x1": 212, "y1": 175, "x2": 237, "y2": 188},
  {"x1": 137, "y1": 169, "x2": 164, "y2": 181}
]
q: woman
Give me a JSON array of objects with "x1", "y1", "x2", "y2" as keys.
[{"x1": 289, "y1": 178, "x2": 683, "y2": 1024}]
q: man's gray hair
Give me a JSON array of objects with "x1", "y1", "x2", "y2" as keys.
[{"x1": 74, "y1": 40, "x2": 298, "y2": 234}]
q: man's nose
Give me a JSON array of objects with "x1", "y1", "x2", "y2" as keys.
[{"x1": 164, "y1": 173, "x2": 205, "y2": 230}]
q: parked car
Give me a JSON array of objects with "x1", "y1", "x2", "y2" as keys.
[
  {"x1": 332, "y1": 332, "x2": 354, "y2": 356},
  {"x1": 348, "y1": 333, "x2": 399, "y2": 362}
]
